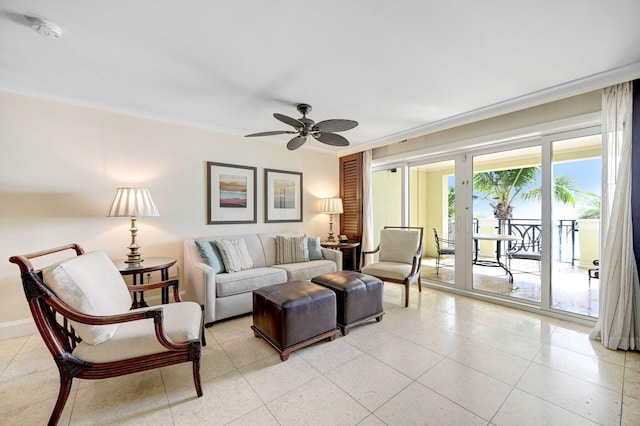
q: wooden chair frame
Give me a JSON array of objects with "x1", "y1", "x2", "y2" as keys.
[
  {"x1": 361, "y1": 226, "x2": 424, "y2": 307},
  {"x1": 9, "y1": 243, "x2": 204, "y2": 426}
]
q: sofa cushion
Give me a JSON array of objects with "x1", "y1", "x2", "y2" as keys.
[
  {"x1": 43, "y1": 251, "x2": 132, "y2": 345},
  {"x1": 271, "y1": 259, "x2": 337, "y2": 282},
  {"x1": 307, "y1": 236, "x2": 324, "y2": 260},
  {"x1": 275, "y1": 235, "x2": 309, "y2": 264},
  {"x1": 216, "y1": 238, "x2": 254, "y2": 272},
  {"x1": 194, "y1": 240, "x2": 226, "y2": 273},
  {"x1": 215, "y1": 267, "x2": 287, "y2": 297}
]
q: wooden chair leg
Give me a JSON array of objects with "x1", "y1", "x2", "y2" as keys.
[
  {"x1": 49, "y1": 374, "x2": 73, "y2": 426},
  {"x1": 404, "y1": 284, "x2": 409, "y2": 307},
  {"x1": 193, "y1": 359, "x2": 203, "y2": 397}
]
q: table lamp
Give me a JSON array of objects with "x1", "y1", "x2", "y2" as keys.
[
  {"x1": 320, "y1": 198, "x2": 343, "y2": 243},
  {"x1": 106, "y1": 187, "x2": 159, "y2": 265}
]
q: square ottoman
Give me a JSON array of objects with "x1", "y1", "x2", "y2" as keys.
[
  {"x1": 251, "y1": 280, "x2": 337, "y2": 361},
  {"x1": 311, "y1": 271, "x2": 384, "y2": 335}
]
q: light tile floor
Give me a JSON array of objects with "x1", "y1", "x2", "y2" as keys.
[{"x1": 1, "y1": 285, "x2": 640, "y2": 425}]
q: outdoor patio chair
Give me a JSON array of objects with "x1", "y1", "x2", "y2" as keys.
[
  {"x1": 588, "y1": 259, "x2": 599, "y2": 288},
  {"x1": 432, "y1": 227, "x2": 455, "y2": 274},
  {"x1": 361, "y1": 226, "x2": 424, "y2": 307},
  {"x1": 9, "y1": 243, "x2": 205, "y2": 426},
  {"x1": 506, "y1": 223, "x2": 542, "y2": 274}
]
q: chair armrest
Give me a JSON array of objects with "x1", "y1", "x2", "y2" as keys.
[
  {"x1": 46, "y1": 293, "x2": 159, "y2": 326},
  {"x1": 360, "y1": 245, "x2": 380, "y2": 267},
  {"x1": 45, "y1": 293, "x2": 191, "y2": 351},
  {"x1": 126, "y1": 279, "x2": 182, "y2": 302}
]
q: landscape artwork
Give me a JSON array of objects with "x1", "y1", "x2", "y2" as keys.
[
  {"x1": 273, "y1": 178, "x2": 295, "y2": 209},
  {"x1": 264, "y1": 169, "x2": 302, "y2": 223},
  {"x1": 207, "y1": 162, "x2": 256, "y2": 224},
  {"x1": 219, "y1": 174, "x2": 247, "y2": 208}
]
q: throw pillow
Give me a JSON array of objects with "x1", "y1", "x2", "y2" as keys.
[
  {"x1": 275, "y1": 235, "x2": 309, "y2": 264},
  {"x1": 43, "y1": 251, "x2": 132, "y2": 345},
  {"x1": 194, "y1": 240, "x2": 226, "y2": 273},
  {"x1": 215, "y1": 239, "x2": 254, "y2": 273},
  {"x1": 307, "y1": 236, "x2": 324, "y2": 260}
]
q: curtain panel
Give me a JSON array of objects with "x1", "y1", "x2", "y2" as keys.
[
  {"x1": 362, "y1": 150, "x2": 374, "y2": 265},
  {"x1": 590, "y1": 81, "x2": 640, "y2": 350}
]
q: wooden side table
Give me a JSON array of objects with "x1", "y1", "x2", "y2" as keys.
[
  {"x1": 321, "y1": 241, "x2": 361, "y2": 271},
  {"x1": 114, "y1": 257, "x2": 176, "y2": 308}
]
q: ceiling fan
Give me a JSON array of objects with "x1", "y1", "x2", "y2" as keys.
[{"x1": 245, "y1": 103, "x2": 358, "y2": 150}]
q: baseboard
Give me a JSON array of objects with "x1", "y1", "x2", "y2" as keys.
[{"x1": 0, "y1": 319, "x2": 37, "y2": 341}]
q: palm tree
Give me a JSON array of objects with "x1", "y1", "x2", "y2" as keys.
[
  {"x1": 448, "y1": 185, "x2": 455, "y2": 218},
  {"x1": 473, "y1": 167, "x2": 578, "y2": 219},
  {"x1": 578, "y1": 192, "x2": 600, "y2": 219},
  {"x1": 473, "y1": 167, "x2": 539, "y2": 219}
]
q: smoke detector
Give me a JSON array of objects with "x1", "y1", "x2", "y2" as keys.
[{"x1": 25, "y1": 15, "x2": 62, "y2": 39}]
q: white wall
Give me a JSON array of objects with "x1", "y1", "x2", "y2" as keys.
[{"x1": 0, "y1": 91, "x2": 340, "y2": 338}]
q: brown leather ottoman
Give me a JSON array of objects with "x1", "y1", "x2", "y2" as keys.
[
  {"x1": 251, "y1": 281, "x2": 337, "y2": 361},
  {"x1": 311, "y1": 271, "x2": 384, "y2": 335}
]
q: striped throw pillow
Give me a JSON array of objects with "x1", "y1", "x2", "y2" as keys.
[
  {"x1": 275, "y1": 236, "x2": 309, "y2": 264},
  {"x1": 215, "y1": 239, "x2": 254, "y2": 273}
]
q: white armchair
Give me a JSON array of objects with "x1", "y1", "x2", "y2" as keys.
[
  {"x1": 361, "y1": 226, "x2": 424, "y2": 307},
  {"x1": 9, "y1": 244, "x2": 204, "y2": 426}
]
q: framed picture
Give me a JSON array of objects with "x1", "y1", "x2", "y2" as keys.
[
  {"x1": 264, "y1": 168, "x2": 303, "y2": 223},
  {"x1": 207, "y1": 162, "x2": 257, "y2": 224}
]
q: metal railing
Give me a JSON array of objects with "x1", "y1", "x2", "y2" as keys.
[{"x1": 447, "y1": 218, "x2": 578, "y2": 265}]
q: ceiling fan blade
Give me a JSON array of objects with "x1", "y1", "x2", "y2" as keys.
[
  {"x1": 314, "y1": 119, "x2": 358, "y2": 133},
  {"x1": 245, "y1": 130, "x2": 297, "y2": 137},
  {"x1": 274, "y1": 113, "x2": 303, "y2": 128},
  {"x1": 287, "y1": 135, "x2": 307, "y2": 151},
  {"x1": 313, "y1": 132, "x2": 350, "y2": 147}
]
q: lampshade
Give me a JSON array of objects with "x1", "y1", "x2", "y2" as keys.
[
  {"x1": 106, "y1": 188, "x2": 159, "y2": 217},
  {"x1": 320, "y1": 198, "x2": 343, "y2": 214},
  {"x1": 106, "y1": 188, "x2": 159, "y2": 265}
]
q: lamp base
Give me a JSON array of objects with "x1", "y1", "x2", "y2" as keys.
[
  {"x1": 125, "y1": 248, "x2": 144, "y2": 265},
  {"x1": 326, "y1": 213, "x2": 337, "y2": 243},
  {"x1": 125, "y1": 216, "x2": 144, "y2": 265}
]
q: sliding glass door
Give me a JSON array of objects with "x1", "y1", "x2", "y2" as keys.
[
  {"x1": 471, "y1": 145, "x2": 542, "y2": 303},
  {"x1": 409, "y1": 159, "x2": 457, "y2": 285},
  {"x1": 550, "y1": 132, "x2": 601, "y2": 318}
]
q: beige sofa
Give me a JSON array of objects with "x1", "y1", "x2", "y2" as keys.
[{"x1": 184, "y1": 232, "x2": 342, "y2": 326}]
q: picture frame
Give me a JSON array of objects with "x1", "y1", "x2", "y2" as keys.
[
  {"x1": 264, "y1": 168, "x2": 303, "y2": 223},
  {"x1": 207, "y1": 162, "x2": 257, "y2": 224}
]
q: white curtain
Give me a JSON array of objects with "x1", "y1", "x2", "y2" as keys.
[
  {"x1": 590, "y1": 82, "x2": 640, "y2": 350},
  {"x1": 362, "y1": 150, "x2": 374, "y2": 266}
]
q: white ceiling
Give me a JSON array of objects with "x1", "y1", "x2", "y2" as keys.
[{"x1": 2, "y1": 1, "x2": 640, "y2": 155}]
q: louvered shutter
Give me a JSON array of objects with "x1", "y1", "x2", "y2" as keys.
[{"x1": 339, "y1": 152, "x2": 363, "y2": 269}]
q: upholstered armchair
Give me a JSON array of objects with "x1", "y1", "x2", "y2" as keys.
[
  {"x1": 9, "y1": 244, "x2": 205, "y2": 426},
  {"x1": 361, "y1": 226, "x2": 424, "y2": 307}
]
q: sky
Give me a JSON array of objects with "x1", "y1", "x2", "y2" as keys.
[{"x1": 452, "y1": 158, "x2": 602, "y2": 220}]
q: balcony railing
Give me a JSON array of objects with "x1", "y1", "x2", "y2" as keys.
[{"x1": 447, "y1": 218, "x2": 578, "y2": 265}]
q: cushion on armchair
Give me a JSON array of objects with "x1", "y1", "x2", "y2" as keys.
[
  {"x1": 43, "y1": 251, "x2": 132, "y2": 345},
  {"x1": 379, "y1": 229, "x2": 420, "y2": 263}
]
